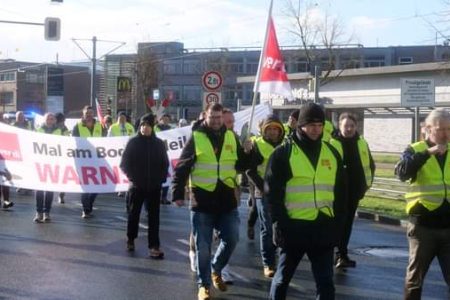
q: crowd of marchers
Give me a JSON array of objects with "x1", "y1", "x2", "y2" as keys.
[{"x1": 0, "y1": 103, "x2": 449, "y2": 300}]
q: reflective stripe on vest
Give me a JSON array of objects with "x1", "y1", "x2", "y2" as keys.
[
  {"x1": 405, "y1": 141, "x2": 450, "y2": 213},
  {"x1": 254, "y1": 136, "x2": 275, "y2": 177},
  {"x1": 110, "y1": 122, "x2": 135, "y2": 136},
  {"x1": 190, "y1": 130, "x2": 238, "y2": 191},
  {"x1": 77, "y1": 122, "x2": 103, "y2": 137},
  {"x1": 285, "y1": 142, "x2": 337, "y2": 220},
  {"x1": 329, "y1": 137, "x2": 373, "y2": 188}
]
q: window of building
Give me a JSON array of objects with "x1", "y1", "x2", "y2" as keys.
[
  {"x1": 0, "y1": 91, "x2": 14, "y2": 104},
  {"x1": 161, "y1": 85, "x2": 181, "y2": 101},
  {"x1": 163, "y1": 60, "x2": 182, "y2": 74},
  {"x1": 25, "y1": 71, "x2": 44, "y2": 83},
  {"x1": 223, "y1": 86, "x2": 243, "y2": 101},
  {"x1": 182, "y1": 86, "x2": 201, "y2": 102},
  {"x1": 399, "y1": 57, "x2": 413, "y2": 64},
  {"x1": 363, "y1": 55, "x2": 385, "y2": 68},
  {"x1": 227, "y1": 57, "x2": 244, "y2": 74},
  {"x1": 0, "y1": 72, "x2": 15, "y2": 82},
  {"x1": 294, "y1": 59, "x2": 310, "y2": 72},
  {"x1": 183, "y1": 59, "x2": 200, "y2": 74},
  {"x1": 245, "y1": 60, "x2": 259, "y2": 74}
]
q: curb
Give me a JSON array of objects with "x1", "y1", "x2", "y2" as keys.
[{"x1": 356, "y1": 210, "x2": 408, "y2": 228}]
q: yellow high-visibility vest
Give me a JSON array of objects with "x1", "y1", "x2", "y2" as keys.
[
  {"x1": 329, "y1": 137, "x2": 373, "y2": 188},
  {"x1": 254, "y1": 136, "x2": 276, "y2": 177},
  {"x1": 190, "y1": 130, "x2": 238, "y2": 191},
  {"x1": 322, "y1": 120, "x2": 334, "y2": 142},
  {"x1": 36, "y1": 127, "x2": 62, "y2": 135},
  {"x1": 285, "y1": 142, "x2": 337, "y2": 220},
  {"x1": 405, "y1": 141, "x2": 450, "y2": 214},
  {"x1": 109, "y1": 122, "x2": 135, "y2": 136},
  {"x1": 77, "y1": 122, "x2": 103, "y2": 137}
]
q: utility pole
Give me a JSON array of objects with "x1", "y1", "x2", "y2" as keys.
[
  {"x1": 72, "y1": 37, "x2": 125, "y2": 109},
  {"x1": 91, "y1": 36, "x2": 97, "y2": 106},
  {"x1": 314, "y1": 65, "x2": 320, "y2": 103}
]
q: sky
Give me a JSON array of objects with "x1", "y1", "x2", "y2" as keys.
[{"x1": 0, "y1": 0, "x2": 449, "y2": 63}]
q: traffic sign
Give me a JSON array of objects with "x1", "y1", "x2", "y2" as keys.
[
  {"x1": 202, "y1": 71, "x2": 223, "y2": 91},
  {"x1": 401, "y1": 78, "x2": 435, "y2": 107},
  {"x1": 203, "y1": 92, "x2": 222, "y2": 108}
]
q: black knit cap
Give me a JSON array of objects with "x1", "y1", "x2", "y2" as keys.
[
  {"x1": 297, "y1": 102, "x2": 325, "y2": 127},
  {"x1": 139, "y1": 113, "x2": 155, "y2": 127}
]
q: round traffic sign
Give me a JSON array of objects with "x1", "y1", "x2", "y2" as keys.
[
  {"x1": 205, "y1": 92, "x2": 220, "y2": 104},
  {"x1": 202, "y1": 71, "x2": 223, "y2": 91}
]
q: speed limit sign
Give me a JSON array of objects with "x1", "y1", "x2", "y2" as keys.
[
  {"x1": 203, "y1": 92, "x2": 222, "y2": 108},
  {"x1": 202, "y1": 71, "x2": 223, "y2": 91}
]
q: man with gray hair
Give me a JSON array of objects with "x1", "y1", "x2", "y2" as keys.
[{"x1": 395, "y1": 108, "x2": 450, "y2": 300}]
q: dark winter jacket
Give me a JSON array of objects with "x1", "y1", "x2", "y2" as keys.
[
  {"x1": 332, "y1": 132, "x2": 375, "y2": 201},
  {"x1": 246, "y1": 115, "x2": 285, "y2": 198},
  {"x1": 120, "y1": 131, "x2": 169, "y2": 191},
  {"x1": 395, "y1": 140, "x2": 450, "y2": 228},
  {"x1": 265, "y1": 130, "x2": 347, "y2": 249},
  {"x1": 171, "y1": 120, "x2": 250, "y2": 214}
]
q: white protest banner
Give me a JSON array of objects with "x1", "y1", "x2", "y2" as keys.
[{"x1": 0, "y1": 104, "x2": 271, "y2": 193}]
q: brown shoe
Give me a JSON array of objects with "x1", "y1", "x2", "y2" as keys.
[
  {"x1": 197, "y1": 286, "x2": 210, "y2": 300},
  {"x1": 263, "y1": 266, "x2": 275, "y2": 278},
  {"x1": 211, "y1": 271, "x2": 227, "y2": 291},
  {"x1": 149, "y1": 247, "x2": 164, "y2": 259}
]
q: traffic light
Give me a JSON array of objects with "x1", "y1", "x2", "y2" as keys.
[{"x1": 44, "y1": 17, "x2": 61, "y2": 41}]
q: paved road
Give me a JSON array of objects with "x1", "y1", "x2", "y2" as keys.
[{"x1": 0, "y1": 191, "x2": 447, "y2": 300}]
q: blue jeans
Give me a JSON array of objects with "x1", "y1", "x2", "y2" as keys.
[
  {"x1": 256, "y1": 197, "x2": 276, "y2": 268},
  {"x1": 36, "y1": 190, "x2": 53, "y2": 213},
  {"x1": 191, "y1": 209, "x2": 240, "y2": 288},
  {"x1": 270, "y1": 246, "x2": 335, "y2": 300}
]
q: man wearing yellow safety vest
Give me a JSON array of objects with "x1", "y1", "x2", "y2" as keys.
[
  {"x1": 330, "y1": 112, "x2": 375, "y2": 269},
  {"x1": 283, "y1": 109, "x2": 299, "y2": 138},
  {"x1": 265, "y1": 102, "x2": 346, "y2": 300},
  {"x1": 395, "y1": 108, "x2": 450, "y2": 300},
  {"x1": 246, "y1": 114, "x2": 285, "y2": 279},
  {"x1": 34, "y1": 112, "x2": 62, "y2": 223},
  {"x1": 107, "y1": 111, "x2": 135, "y2": 137},
  {"x1": 171, "y1": 103, "x2": 251, "y2": 300},
  {"x1": 71, "y1": 105, "x2": 106, "y2": 218}
]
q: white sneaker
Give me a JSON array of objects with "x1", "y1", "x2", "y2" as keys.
[
  {"x1": 81, "y1": 211, "x2": 92, "y2": 219},
  {"x1": 33, "y1": 213, "x2": 44, "y2": 223},
  {"x1": 189, "y1": 250, "x2": 196, "y2": 272},
  {"x1": 221, "y1": 265, "x2": 234, "y2": 284},
  {"x1": 43, "y1": 213, "x2": 51, "y2": 222}
]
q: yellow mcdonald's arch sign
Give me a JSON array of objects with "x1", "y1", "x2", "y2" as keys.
[{"x1": 117, "y1": 76, "x2": 132, "y2": 92}]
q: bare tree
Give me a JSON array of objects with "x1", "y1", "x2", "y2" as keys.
[
  {"x1": 135, "y1": 46, "x2": 160, "y2": 117},
  {"x1": 283, "y1": 0, "x2": 356, "y2": 86}
]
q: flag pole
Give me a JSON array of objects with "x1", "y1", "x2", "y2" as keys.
[{"x1": 247, "y1": 0, "x2": 273, "y2": 136}]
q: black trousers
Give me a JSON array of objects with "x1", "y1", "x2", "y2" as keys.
[
  {"x1": 127, "y1": 186, "x2": 161, "y2": 249},
  {"x1": 337, "y1": 197, "x2": 360, "y2": 256}
]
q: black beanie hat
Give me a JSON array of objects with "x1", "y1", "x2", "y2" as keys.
[
  {"x1": 139, "y1": 113, "x2": 155, "y2": 127},
  {"x1": 297, "y1": 102, "x2": 325, "y2": 127}
]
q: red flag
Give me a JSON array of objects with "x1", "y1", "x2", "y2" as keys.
[
  {"x1": 95, "y1": 98, "x2": 104, "y2": 126},
  {"x1": 253, "y1": 6, "x2": 293, "y2": 100}
]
